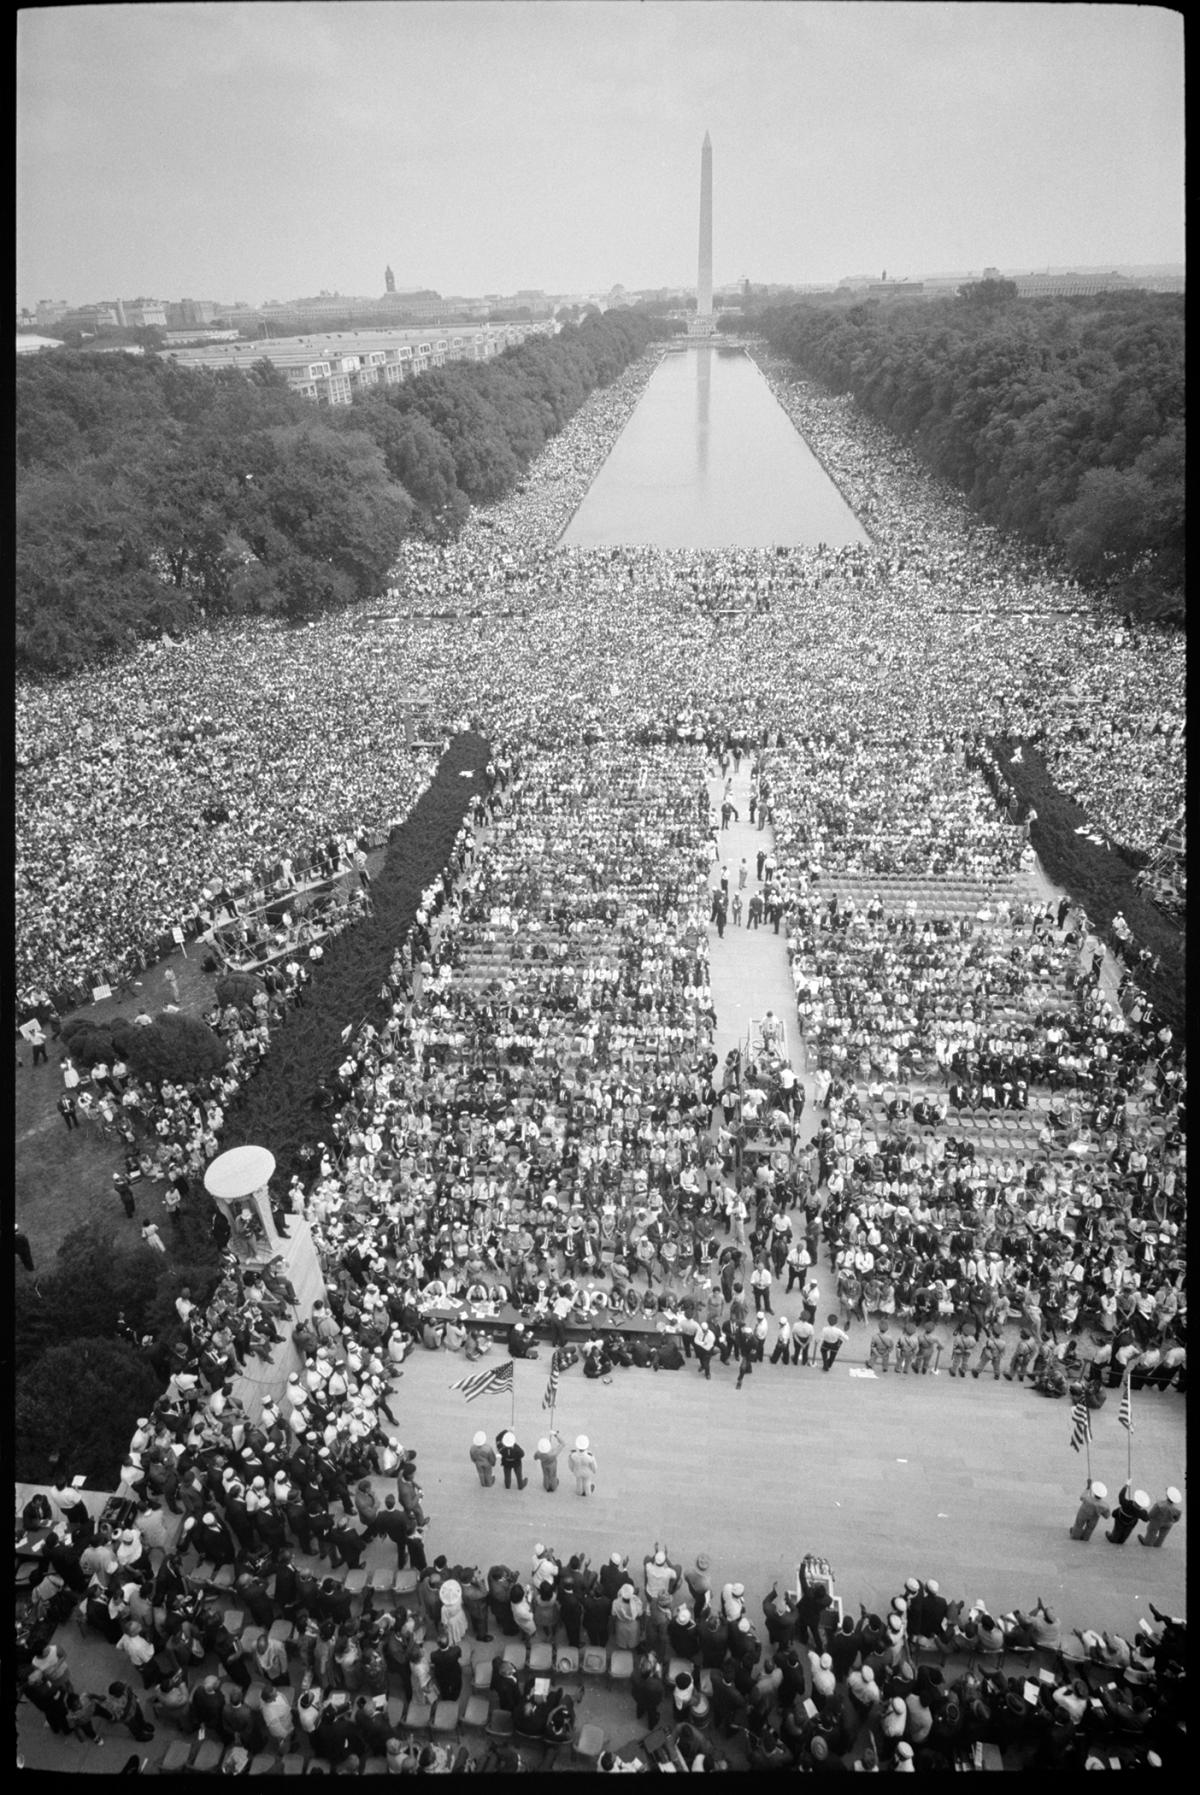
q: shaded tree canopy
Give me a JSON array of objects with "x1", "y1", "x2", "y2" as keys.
[
  {"x1": 16, "y1": 309, "x2": 665, "y2": 676},
  {"x1": 759, "y1": 291, "x2": 1184, "y2": 621},
  {"x1": 62, "y1": 1009, "x2": 229, "y2": 1081}
]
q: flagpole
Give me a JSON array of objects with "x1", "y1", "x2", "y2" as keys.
[{"x1": 1125, "y1": 1372, "x2": 1133, "y2": 1484}]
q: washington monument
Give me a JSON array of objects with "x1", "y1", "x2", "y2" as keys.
[{"x1": 696, "y1": 130, "x2": 714, "y2": 331}]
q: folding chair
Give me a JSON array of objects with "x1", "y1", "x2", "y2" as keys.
[
  {"x1": 403, "y1": 1699, "x2": 433, "y2": 1736},
  {"x1": 608, "y1": 1647, "x2": 634, "y2": 1689},
  {"x1": 462, "y1": 1693, "x2": 491, "y2": 1732},
  {"x1": 554, "y1": 1645, "x2": 579, "y2": 1679},
  {"x1": 158, "y1": 1739, "x2": 195, "y2": 1773},
  {"x1": 580, "y1": 1646, "x2": 607, "y2": 1678},
  {"x1": 573, "y1": 1723, "x2": 606, "y2": 1768},
  {"x1": 528, "y1": 1641, "x2": 553, "y2": 1675},
  {"x1": 343, "y1": 1565, "x2": 368, "y2": 1597},
  {"x1": 431, "y1": 1699, "x2": 461, "y2": 1742},
  {"x1": 192, "y1": 1738, "x2": 225, "y2": 1773},
  {"x1": 503, "y1": 1640, "x2": 528, "y2": 1671},
  {"x1": 472, "y1": 1657, "x2": 494, "y2": 1693},
  {"x1": 369, "y1": 1565, "x2": 395, "y2": 1602}
]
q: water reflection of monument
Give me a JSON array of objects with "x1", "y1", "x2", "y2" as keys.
[{"x1": 696, "y1": 342, "x2": 711, "y2": 477}]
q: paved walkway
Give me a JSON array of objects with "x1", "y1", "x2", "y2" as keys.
[{"x1": 704, "y1": 758, "x2": 818, "y2": 1144}]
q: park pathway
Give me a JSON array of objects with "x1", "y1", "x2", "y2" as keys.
[{"x1": 704, "y1": 756, "x2": 819, "y2": 1147}]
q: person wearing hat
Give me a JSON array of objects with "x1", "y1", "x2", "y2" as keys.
[
  {"x1": 530, "y1": 1542, "x2": 560, "y2": 1589},
  {"x1": 1069, "y1": 1480, "x2": 1111, "y2": 1541},
  {"x1": 948, "y1": 1319, "x2": 974, "y2": 1379},
  {"x1": 667, "y1": 1603, "x2": 701, "y2": 1663},
  {"x1": 727, "y1": 1614, "x2": 762, "y2": 1671},
  {"x1": 188, "y1": 1509, "x2": 235, "y2": 1567},
  {"x1": 644, "y1": 1546, "x2": 681, "y2": 1604},
  {"x1": 684, "y1": 1553, "x2": 713, "y2": 1620},
  {"x1": 495, "y1": 1431, "x2": 528, "y2": 1491},
  {"x1": 880, "y1": 1693, "x2": 908, "y2": 1746},
  {"x1": 1004, "y1": 1328, "x2": 1036, "y2": 1382},
  {"x1": 533, "y1": 1427, "x2": 565, "y2": 1492},
  {"x1": 867, "y1": 1317, "x2": 893, "y2": 1373},
  {"x1": 892, "y1": 1319, "x2": 919, "y2": 1375},
  {"x1": 611, "y1": 1581, "x2": 644, "y2": 1650},
  {"x1": 598, "y1": 1552, "x2": 631, "y2": 1601},
  {"x1": 848, "y1": 1662, "x2": 880, "y2": 1715},
  {"x1": 972, "y1": 1322, "x2": 1005, "y2": 1381},
  {"x1": 878, "y1": 1610, "x2": 908, "y2": 1672},
  {"x1": 1106, "y1": 1482, "x2": 1150, "y2": 1545},
  {"x1": 568, "y1": 1434, "x2": 597, "y2": 1497},
  {"x1": 1140, "y1": 1486, "x2": 1182, "y2": 1548}
]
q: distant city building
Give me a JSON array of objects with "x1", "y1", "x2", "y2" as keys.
[
  {"x1": 867, "y1": 279, "x2": 925, "y2": 299},
  {"x1": 122, "y1": 299, "x2": 168, "y2": 328},
  {"x1": 165, "y1": 297, "x2": 219, "y2": 327},
  {"x1": 162, "y1": 319, "x2": 555, "y2": 407},
  {"x1": 385, "y1": 264, "x2": 396, "y2": 293},
  {"x1": 249, "y1": 289, "x2": 452, "y2": 329},
  {"x1": 57, "y1": 302, "x2": 121, "y2": 332},
  {"x1": 35, "y1": 299, "x2": 70, "y2": 327},
  {"x1": 1012, "y1": 271, "x2": 1133, "y2": 297}
]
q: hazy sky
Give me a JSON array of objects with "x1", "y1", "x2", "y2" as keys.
[{"x1": 17, "y1": 1, "x2": 1184, "y2": 308}]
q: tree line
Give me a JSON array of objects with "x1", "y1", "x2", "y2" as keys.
[
  {"x1": 758, "y1": 290, "x2": 1184, "y2": 622},
  {"x1": 16, "y1": 309, "x2": 665, "y2": 676}
]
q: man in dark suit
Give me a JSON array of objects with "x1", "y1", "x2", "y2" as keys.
[
  {"x1": 328, "y1": 1514, "x2": 369, "y2": 1569},
  {"x1": 431, "y1": 1635, "x2": 464, "y2": 1702},
  {"x1": 375, "y1": 1495, "x2": 410, "y2": 1569}
]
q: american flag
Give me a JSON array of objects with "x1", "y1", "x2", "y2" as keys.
[
  {"x1": 542, "y1": 1354, "x2": 561, "y2": 1411},
  {"x1": 450, "y1": 1361, "x2": 514, "y2": 1403},
  {"x1": 1069, "y1": 1399, "x2": 1092, "y2": 1454},
  {"x1": 1117, "y1": 1371, "x2": 1134, "y2": 1434}
]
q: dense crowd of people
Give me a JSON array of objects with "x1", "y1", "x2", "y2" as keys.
[
  {"x1": 17, "y1": 1339, "x2": 1185, "y2": 1772},
  {"x1": 16, "y1": 333, "x2": 1185, "y2": 1770},
  {"x1": 15, "y1": 345, "x2": 1185, "y2": 1020}
]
